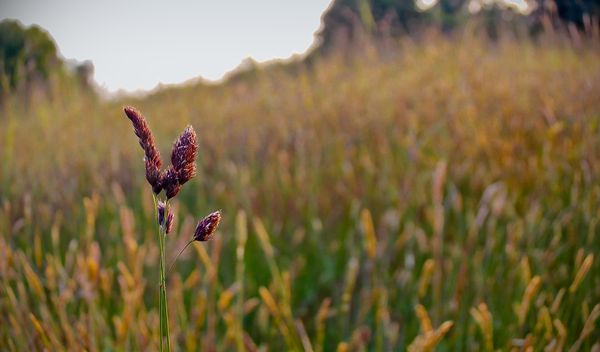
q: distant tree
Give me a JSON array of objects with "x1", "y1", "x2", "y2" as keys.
[
  {"x1": 316, "y1": 0, "x2": 430, "y2": 54},
  {"x1": 532, "y1": 0, "x2": 600, "y2": 32},
  {"x1": 0, "y1": 20, "x2": 62, "y2": 100},
  {"x1": 314, "y1": 0, "x2": 599, "y2": 55},
  {"x1": 75, "y1": 60, "x2": 95, "y2": 91},
  {"x1": 437, "y1": 0, "x2": 470, "y2": 31},
  {"x1": 315, "y1": 0, "x2": 480, "y2": 54}
]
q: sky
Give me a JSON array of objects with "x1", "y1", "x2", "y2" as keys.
[{"x1": 0, "y1": 0, "x2": 333, "y2": 93}]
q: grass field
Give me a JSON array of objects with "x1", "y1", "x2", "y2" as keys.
[{"x1": 1, "y1": 33, "x2": 600, "y2": 351}]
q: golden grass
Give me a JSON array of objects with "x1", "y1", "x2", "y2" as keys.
[{"x1": 1, "y1": 33, "x2": 600, "y2": 350}]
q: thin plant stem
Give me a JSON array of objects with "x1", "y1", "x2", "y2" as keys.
[
  {"x1": 153, "y1": 195, "x2": 171, "y2": 352},
  {"x1": 152, "y1": 195, "x2": 164, "y2": 352},
  {"x1": 160, "y1": 200, "x2": 172, "y2": 351},
  {"x1": 166, "y1": 240, "x2": 194, "y2": 277}
]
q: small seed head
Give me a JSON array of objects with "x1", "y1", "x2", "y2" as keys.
[
  {"x1": 194, "y1": 211, "x2": 222, "y2": 242},
  {"x1": 163, "y1": 166, "x2": 181, "y2": 199},
  {"x1": 165, "y1": 212, "x2": 175, "y2": 234},
  {"x1": 123, "y1": 106, "x2": 163, "y2": 194},
  {"x1": 147, "y1": 160, "x2": 163, "y2": 194},
  {"x1": 171, "y1": 125, "x2": 197, "y2": 185},
  {"x1": 157, "y1": 201, "x2": 166, "y2": 226}
]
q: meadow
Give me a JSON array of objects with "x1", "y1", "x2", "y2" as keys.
[{"x1": 1, "y1": 33, "x2": 600, "y2": 351}]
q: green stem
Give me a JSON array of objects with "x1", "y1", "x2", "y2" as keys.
[
  {"x1": 152, "y1": 195, "x2": 163, "y2": 352},
  {"x1": 161, "y1": 201, "x2": 172, "y2": 351},
  {"x1": 154, "y1": 195, "x2": 171, "y2": 352}
]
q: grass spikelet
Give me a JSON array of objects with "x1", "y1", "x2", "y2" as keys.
[
  {"x1": 336, "y1": 342, "x2": 349, "y2": 352},
  {"x1": 29, "y1": 313, "x2": 51, "y2": 349},
  {"x1": 418, "y1": 259, "x2": 435, "y2": 298},
  {"x1": 409, "y1": 305, "x2": 454, "y2": 352},
  {"x1": 315, "y1": 298, "x2": 332, "y2": 352},
  {"x1": 551, "y1": 288, "x2": 566, "y2": 314},
  {"x1": 123, "y1": 106, "x2": 163, "y2": 194},
  {"x1": 20, "y1": 254, "x2": 44, "y2": 299},
  {"x1": 194, "y1": 211, "x2": 222, "y2": 242},
  {"x1": 569, "y1": 304, "x2": 600, "y2": 352},
  {"x1": 415, "y1": 304, "x2": 433, "y2": 333},
  {"x1": 341, "y1": 257, "x2": 359, "y2": 317},
  {"x1": 162, "y1": 166, "x2": 181, "y2": 199},
  {"x1": 470, "y1": 302, "x2": 494, "y2": 351},
  {"x1": 360, "y1": 208, "x2": 377, "y2": 259},
  {"x1": 295, "y1": 319, "x2": 314, "y2": 352},
  {"x1": 157, "y1": 201, "x2": 166, "y2": 226},
  {"x1": 552, "y1": 319, "x2": 567, "y2": 352},
  {"x1": 258, "y1": 286, "x2": 296, "y2": 348},
  {"x1": 254, "y1": 218, "x2": 275, "y2": 259},
  {"x1": 170, "y1": 125, "x2": 197, "y2": 185},
  {"x1": 253, "y1": 217, "x2": 287, "y2": 302},
  {"x1": 520, "y1": 256, "x2": 532, "y2": 285},
  {"x1": 193, "y1": 241, "x2": 215, "y2": 273},
  {"x1": 537, "y1": 306, "x2": 553, "y2": 341},
  {"x1": 218, "y1": 284, "x2": 237, "y2": 311},
  {"x1": 570, "y1": 253, "x2": 593, "y2": 293},
  {"x1": 165, "y1": 211, "x2": 174, "y2": 234},
  {"x1": 516, "y1": 276, "x2": 542, "y2": 326}
]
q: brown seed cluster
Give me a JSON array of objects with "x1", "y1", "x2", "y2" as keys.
[
  {"x1": 194, "y1": 211, "x2": 222, "y2": 242},
  {"x1": 171, "y1": 126, "x2": 197, "y2": 185},
  {"x1": 124, "y1": 106, "x2": 163, "y2": 194},
  {"x1": 165, "y1": 212, "x2": 174, "y2": 234},
  {"x1": 124, "y1": 106, "x2": 220, "y2": 242},
  {"x1": 157, "y1": 201, "x2": 166, "y2": 225},
  {"x1": 123, "y1": 107, "x2": 197, "y2": 198},
  {"x1": 157, "y1": 201, "x2": 175, "y2": 234},
  {"x1": 162, "y1": 126, "x2": 197, "y2": 199},
  {"x1": 163, "y1": 166, "x2": 181, "y2": 199}
]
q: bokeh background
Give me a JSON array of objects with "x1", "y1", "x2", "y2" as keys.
[{"x1": 1, "y1": 1, "x2": 600, "y2": 350}]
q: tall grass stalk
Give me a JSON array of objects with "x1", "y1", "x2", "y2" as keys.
[{"x1": 124, "y1": 107, "x2": 220, "y2": 351}]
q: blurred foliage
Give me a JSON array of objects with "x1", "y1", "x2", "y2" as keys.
[
  {"x1": 546, "y1": 0, "x2": 600, "y2": 28},
  {"x1": 316, "y1": 0, "x2": 600, "y2": 53},
  {"x1": 0, "y1": 20, "x2": 60, "y2": 97},
  {"x1": 1, "y1": 32, "x2": 600, "y2": 350},
  {"x1": 0, "y1": 19, "x2": 94, "y2": 105}
]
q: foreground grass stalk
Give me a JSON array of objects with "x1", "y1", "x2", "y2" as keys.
[{"x1": 125, "y1": 107, "x2": 220, "y2": 350}]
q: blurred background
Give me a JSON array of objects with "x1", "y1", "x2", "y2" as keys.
[{"x1": 1, "y1": 0, "x2": 600, "y2": 350}]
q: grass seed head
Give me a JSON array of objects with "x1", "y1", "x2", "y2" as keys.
[
  {"x1": 146, "y1": 159, "x2": 163, "y2": 194},
  {"x1": 171, "y1": 125, "x2": 197, "y2": 185},
  {"x1": 157, "y1": 201, "x2": 166, "y2": 225},
  {"x1": 163, "y1": 166, "x2": 181, "y2": 199},
  {"x1": 194, "y1": 211, "x2": 222, "y2": 242},
  {"x1": 123, "y1": 106, "x2": 163, "y2": 194},
  {"x1": 165, "y1": 211, "x2": 174, "y2": 234}
]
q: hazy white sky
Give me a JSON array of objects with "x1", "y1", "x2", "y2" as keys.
[{"x1": 0, "y1": 0, "x2": 332, "y2": 92}]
